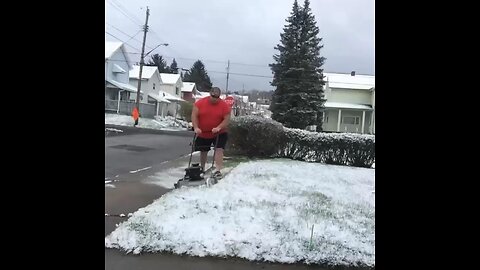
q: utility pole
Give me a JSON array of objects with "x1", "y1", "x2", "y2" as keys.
[
  {"x1": 135, "y1": 7, "x2": 150, "y2": 114},
  {"x1": 242, "y1": 83, "x2": 245, "y2": 115},
  {"x1": 225, "y1": 60, "x2": 230, "y2": 95}
]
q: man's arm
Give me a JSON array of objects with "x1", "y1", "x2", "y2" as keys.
[
  {"x1": 217, "y1": 112, "x2": 231, "y2": 129},
  {"x1": 191, "y1": 105, "x2": 202, "y2": 134},
  {"x1": 212, "y1": 112, "x2": 231, "y2": 133}
]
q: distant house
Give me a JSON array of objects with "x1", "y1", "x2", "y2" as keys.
[
  {"x1": 105, "y1": 42, "x2": 139, "y2": 112},
  {"x1": 322, "y1": 72, "x2": 375, "y2": 134},
  {"x1": 159, "y1": 73, "x2": 185, "y2": 117},
  {"x1": 194, "y1": 91, "x2": 210, "y2": 101},
  {"x1": 129, "y1": 65, "x2": 171, "y2": 117},
  {"x1": 181, "y1": 82, "x2": 198, "y2": 103}
]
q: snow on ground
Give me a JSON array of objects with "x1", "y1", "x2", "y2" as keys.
[
  {"x1": 145, "y1": 162, "x2": 189, "y2": 189},
  {"x1": 105, "y1": 159, "x2": 375, "y2": 267},
  {"x1": 146, "y1": 160, "x2": 234, "y2": 189},
  {"x1": 105, "y1": 113, "x2": 189, "y2": 131},
  {"x1": 105, "y1": 128, "x2": 124, "y2": 133}
]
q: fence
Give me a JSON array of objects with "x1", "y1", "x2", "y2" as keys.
[{"x1": 105, "y1": 99, "x2": 156, "y2": 118}]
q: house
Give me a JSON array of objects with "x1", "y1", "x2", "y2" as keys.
[
  {"x1": 129, "y1": 65, "x2": 171, "y2": 117},
  {"x1": 181, "y1": 82, "x2": 198, "y2": 103},
  {"x1": 159, "y1": 73, "x2": 185, "y2": 117},
  {"x1": 194, "y1": 91, "x2": 210, "y2": 101},
  {"x1": 322, "y1": 72, "x2": 375, "y2": 134},
  {"x1": 105, "y1": 41, "x2": 139, "y2": 112}
]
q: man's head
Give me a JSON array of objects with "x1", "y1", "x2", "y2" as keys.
[{"x1": 209, "y1": 87, "x2": 221, "y2": 103}]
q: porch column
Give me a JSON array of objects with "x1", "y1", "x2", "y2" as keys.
[
  {"x1": 174, "y1": 102, "x2": 178, "y2": 123},
  {"x1": 117, "y1": 93, "x2": 121, "y2": 114},
  {"x1": 117, "y1": 90, "x2": 123, "y2": 114},
  {"x1": 156, "y1": 101, "x2": 160, "y2": 116},
  {"x1": 362, "y1": 110, "x2": 366, "y2": 134},
  {"x1": 337, "y1": 109, "x2": 342, "y2": 132},
  {"x1": 370, "y1": 111, "x2": 374, "y2": 134}
]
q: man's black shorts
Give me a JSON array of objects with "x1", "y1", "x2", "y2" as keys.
[{"x1": 194, "y1": 132, "x2": 228, "y2": 152}]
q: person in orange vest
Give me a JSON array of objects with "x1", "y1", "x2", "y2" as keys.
[{"x1": 132, "y1": 107, "x2": 139, "y2": 127}]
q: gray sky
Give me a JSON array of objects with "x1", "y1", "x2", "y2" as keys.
[{"x1": 105, "y1": 0, "x2": 374, "y2": 92}]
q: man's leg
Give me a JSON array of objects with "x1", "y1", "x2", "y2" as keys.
[
  {"x1": 214, "y1": 133, "x2": 228, "y2": 174},
  {"x1": 194, "y1": 136, "x2": 212, "y2": 172},
  {"x1": 214, "y1": 148, "x2": 224, "y2": 171},
  {"x1": 200, "y1": 151, "x2": 208, "y2": 171}
]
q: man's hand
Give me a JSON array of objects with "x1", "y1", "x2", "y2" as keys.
[
  {"x1": 212, "y1": 127, "x2": 221, "y2": 134},
  {"x1": 194, "y1": 127, "x2": 202, "y2": 134}
]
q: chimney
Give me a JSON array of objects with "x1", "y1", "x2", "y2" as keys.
[{"x1": 351, "y1": 71, "x2": 356, "y2": 76}]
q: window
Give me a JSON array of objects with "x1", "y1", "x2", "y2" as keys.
[
  {"x1": 176, "y1": 87, "x2": 179, "y2": 95},
  {"x1": 342, "y1": 116, "x2": 360, "y2": 125},
  {"x1": 153, "y1": 83, "x2": 156, "y2": 90}
]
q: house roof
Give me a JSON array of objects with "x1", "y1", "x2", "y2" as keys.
[
  {"x1": 159, "y1": 73, "x2": 181, "y2": 84},
  {"x1": 105, "y1": 42, "x2": 122, "y2": 59},
  {"x1": 181, "y1": 82, "x2": 196, "y2": 92},
  {"x1": 106, "y1": 79, "x2": 140, "y2": 93},
  {"x1": 129, "y1": 65, "x2": 158, "y2": 80},
  {"x1": 324, "y1": 102, "x2": 373, "y2": 110},
  {"x1": 195, "y1": 91, "x2": 210, "y2": 99},
  {"x1": 159, "y1": 91, "x2": 185, "y2": 102},
  {"x1": 105, "y1": 41, "x2": 133, "y2": 69},
  {"x1": 324, "y1": 72, "x2": 375, "y2": 90},
  {"x1": 148, "y1": 93, "x2": 171, "y2": 103}
]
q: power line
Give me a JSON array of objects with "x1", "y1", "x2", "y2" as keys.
[
  {"x1": 106, "y1": 0, "x2": 141, "y2": 27},
  {"x1": 126, "y1": 30, "x2": 142, "y2": 43},
  {"x1": 106, "y1": 23, "x2": 144, "y2": 46},
  {"x1": 111, "y1": 0, "x2": 143, "y2": 25},
  {"x1": 104, "y1": 56, "x2": 373, "y2": 85},
  {"x1": 121, "y1": 52, "x2": 270, "y2": 68},
  {"x1": 105, "y1": 31, "x2": 141, "y2": 52}
]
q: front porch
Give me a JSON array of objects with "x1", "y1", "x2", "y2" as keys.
[{"x1": 322, "y1": 102, "x2": 374, "y2": 134}]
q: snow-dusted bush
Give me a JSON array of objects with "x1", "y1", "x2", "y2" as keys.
[
  {"x1": 228, "y1": 116, "x2": 375, "y2": 168},
  {"x1": 281, "y1": 128, "x2": 375, "y2": 168},
  {"x1": 228, "y1": 116, "x2": 286, "y2": 157}
]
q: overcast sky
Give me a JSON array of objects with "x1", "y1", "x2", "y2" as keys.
[{"x1": 105, "y1": 0, "x2": 374, "y2": 92}]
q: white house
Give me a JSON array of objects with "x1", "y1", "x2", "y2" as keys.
[
  {"x1": 158, "y1": 73, "x2": 185, "y2": 117},
  {"x1": 105, "y1": 41, "x2": 139, "y2": 112},
  {"x1": 322, "y1": 72, "x2": 375, "y2": 134},
  {"x1": 129, "y1": 65, "x2": 171, "y2": 117}
]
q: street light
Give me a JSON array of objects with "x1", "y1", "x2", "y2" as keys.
[
  {"x1": 144, "y1": 43, "x2": 169, "y2": 57},
  {"x1": 135, "y1": 43, "x2": 169, "y2": 124}
]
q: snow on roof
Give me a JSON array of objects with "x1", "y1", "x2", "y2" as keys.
[
  {"x1": 181, "y1": 82, "x2": 195, "y2": 92},
  {"x1": 106, "y1": 79, "x2": 140, "y2": 93},
  {"x1": 148, "y1": 93, "x2": 171, "y2": 103},
  {"x1": 324, "y1": 102, "x2": 373, "y2": 110},
  {"x1": 112, "y1": 64, "x2": 126, "y2": 73},
  {"x1": 105, "y1": 41, "x2": 132, "y2": 68},
  {"x1": 105, "y1": 41, "x2": 122, "y2": 59},
  {"x1": 129, "y1": 65, "x2": 158, "y2": 80},
  {"x1": 159, "y1": 73, "x2": 181, "y2": 84},
  {"x1": 324, "y1": 72, "x2": 375, "y2": 90},
  {"x1": 195, "y1": 91, "x2": 210, "y2": 98},
  {"x1": 159, "y1": 91, "x2": 185, "y2": 102}
]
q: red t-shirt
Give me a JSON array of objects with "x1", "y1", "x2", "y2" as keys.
[{"x1": 195, "y1": 97, "x2": 231, "y2": 138}]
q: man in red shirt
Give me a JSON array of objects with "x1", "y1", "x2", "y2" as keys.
[{"x1": 191, "y1": 87, "x2": 231, "y2": 178}]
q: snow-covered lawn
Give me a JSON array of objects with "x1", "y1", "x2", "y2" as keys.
[
  {"x1": 105, "y1": 159, "x2": 375, "y2": 267},
  {"x1": 105, "y1": 113, "x2": 190, "y2": 131}
]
